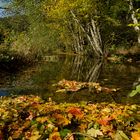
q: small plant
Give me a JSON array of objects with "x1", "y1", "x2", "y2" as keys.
[{"x1": 129, "y1": 84, "x2": 140, "y2": 97}]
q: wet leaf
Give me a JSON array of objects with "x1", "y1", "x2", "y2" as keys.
[{"x1": 54, "y1": 79, "x2": 118, "y2": 93}]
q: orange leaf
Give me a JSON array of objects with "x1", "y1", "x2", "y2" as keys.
[
  {"x1": 53, "y1": 113, "x2": 70, "y2": 126},
  {"x1": 97, "y1": 116, "x2": 113, "y2": 126},
  {"x1": 131, "y1": 132, "x2": 140, "y2": 140},
  {"x1": 67, "y1": 107, "x2": 83, "y2": 119}
]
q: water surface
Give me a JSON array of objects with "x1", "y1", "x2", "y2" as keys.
[{"x1": 0, "y1": 55, "x2": 140, "y2": 104}]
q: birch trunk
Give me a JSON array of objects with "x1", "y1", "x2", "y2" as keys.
[
  {"x1": 70, "y1": 10, "x2": 103, "y2": 57},
  {"x1": 90, "y1": 19, "x2": 103, "y2": 55},
  {"x1": 129, "y1": 0, "x2": 140, "y2": 44}
]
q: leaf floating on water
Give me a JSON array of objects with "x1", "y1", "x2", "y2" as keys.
[
  {"x1": 56, "y1": 89, "x2": 67, "y2": 93},
  {"x1": 54, "y1": 79, "x2": 118, "y2": 93}
]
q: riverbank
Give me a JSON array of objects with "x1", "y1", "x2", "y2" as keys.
[{"x1": 0, "y1": 95, "x2": 140, "y2": 140}]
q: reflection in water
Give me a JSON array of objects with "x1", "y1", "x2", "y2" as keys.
[
  {"x1": 133, "y1": 75, "x2": 140, "y2": 87},
  {"x1": 0, "y1": 90, "x2": 9, "y2": 96},
  {"x1": 0, "y1": 55, "x2": 140, "y2": 104},
  {"x1": 65, "y1": 56, "x2": 102, "y2": 82}
]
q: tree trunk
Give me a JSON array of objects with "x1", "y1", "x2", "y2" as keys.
[
  {"x1": 70, "y1": 10, "x2": 103, "y2": 57},
  {"x1": 129, "y1": 0, "x2": 140, "y2": 44}
]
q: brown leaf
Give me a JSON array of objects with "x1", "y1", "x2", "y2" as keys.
[{"x1": 53, "y1": 113, "x2": 70, "y2": 126}]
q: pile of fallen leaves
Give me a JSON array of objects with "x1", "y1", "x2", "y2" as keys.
[
  {"x1": 53, "y1": 79, "x2": 118, "y2": 93},
  {"x1": 0, "y1": 96, "x2": 140, "y2": 140}
]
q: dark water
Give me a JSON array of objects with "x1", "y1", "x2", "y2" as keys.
[{"x1": 0, "y1": 55, "x2": 140, "y2": 104}]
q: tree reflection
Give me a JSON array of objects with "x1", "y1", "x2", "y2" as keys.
[{"x1": 66, "y1": 56, "x2": 102, "y2": 82}]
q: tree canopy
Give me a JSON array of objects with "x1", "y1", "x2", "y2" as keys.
[{"x1": 0, "y1": 0, "x2": 139, "y2": 57}]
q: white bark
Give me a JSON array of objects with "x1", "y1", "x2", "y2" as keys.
[
  {"x1": 129, "y1": 0, "x2": 140, "y2": 44},
  {"x1": 90, "y1": 19, "x2": 103, "y2": 55},
  {"x1": 70, "y1": 10, "x2": 103, "y2": 57}
]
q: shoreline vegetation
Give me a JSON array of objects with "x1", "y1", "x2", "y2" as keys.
[
  {"x1": 0, "y1": 45, "x2": 140, "y2": 68},
  {"x1": 0, "y1": 0, "x2": 140, "y2": 63},
  {"x1": 0, "y1": 0, "x2": 140, "y2": 66},
  {"x1": 0, "y1": 95, "x2": 140, "y2": 140}
]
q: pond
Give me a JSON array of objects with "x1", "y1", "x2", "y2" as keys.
[{"x1": 0, "y1": 55, "x2": 140, "y2": 104}]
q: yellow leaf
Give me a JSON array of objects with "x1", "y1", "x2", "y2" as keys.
[
  {"x1": 53, "y1": 113, "x2": 70, "y2": 126},
  {"x1": 49, "y1": 132, "x2": 62, "y2": 140},
  {"x1": 36, "y1": 117, "x2": 48, "y2": 123}
]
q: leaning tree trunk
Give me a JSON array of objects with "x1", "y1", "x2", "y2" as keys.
[
  {"x1": 70, "y1": 10, "x2": 103, "y2": 57},
  {"x1": 129, "y1": 0, "x2": 140, "y2": 44}
]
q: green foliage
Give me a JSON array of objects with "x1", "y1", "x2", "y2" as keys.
[
  {"x1": 0, "y1": 0, "x2": 139, "y2": 58},
  {"x1": 129, "y1": 84, "x2": 140, "y2": 97}
]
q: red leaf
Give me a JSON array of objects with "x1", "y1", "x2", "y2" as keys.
[
  {"x1": 97, "y1": 116, "x2": 113, "y2": 126},
  {"x1": 67, "y1": 107, "x2": 83, "y2": 119}
]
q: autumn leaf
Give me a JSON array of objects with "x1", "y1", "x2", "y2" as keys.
[
  {"x1": 0, "y1": 95, "x2": 140, "y2": 139},
  {"x1": 97, "y1": 116, "x2": 113, "y2": 126},
  {"x1": 87, "y1": 128, "x2": 103, "y2": 137},
  {"x1": 53, "y1": 113, "x2": 70, "y2": 126},
  {"x1": 131, "y1": 132, "x2": 140, "y2": 140},
  {"x1": 67, "y1": 107, "x2": 84, "y2": 119},
  {"x1": 56, "y1": 89, "x2": 67, "y2": 93},
  {"x1": 54, "y1": 79, "x2": 119, "y2": 93},
  {"x1": 79, "y1": 123, "x2": 88, "y2": 131},
  {"x1": 133, "y1": 123, "x2": 140, "y2": 132},
  {"x1": 114, "y1": 130, "x2": 129, "y2": 140},
  {"x1": 49, "y1": 132, "x2": 62, "y2": 140},
  {"x1": 11, "y1": 130, "x2": 22, "y2": 139},
  {"x1": 36, "y1": 117, "x2": 48, "y2": 123}
]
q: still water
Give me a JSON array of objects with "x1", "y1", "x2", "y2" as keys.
[{"x1": 0, "y1": 55, "x2": 140, "y2": 104}]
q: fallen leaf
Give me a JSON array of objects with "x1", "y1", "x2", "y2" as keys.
[
  {"x1": 114, "y1": 130, "x2": 129, "y2": 140},
  {"x1": 87, "y1": 128, "x2": 103, "y2": 137},
  {"x1": 49, "y1": 132, "x2": 62, "y2": 140},
  {"x1": 67, "y1": 107, "x2": 83, "y2": 119},
  {"x1": 131, "y1": 132, "x2": 140, "y2": 140},
  {"x1": 97, "y1": 116, "x2": 113, "y2": 126}
]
